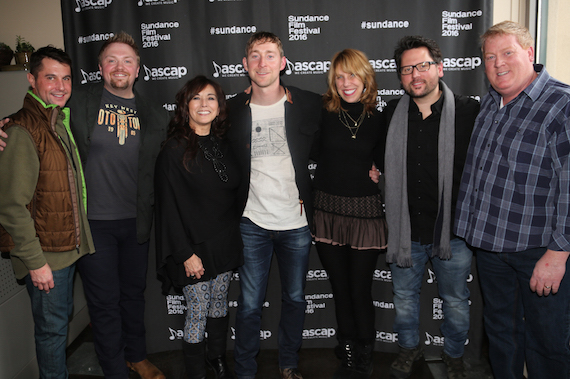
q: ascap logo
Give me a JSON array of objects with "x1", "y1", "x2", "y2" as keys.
[
  {"x1": 306, "y1": 269, "x2": 328, "y2": 281},
  {"x1": 302, "y1": 328, "x2": 336, "y2": 339},
  {"x1": 80, "y1": 69, "x2": 101, "y2": 84},
  {"x1": 369, "y1": 59, "x2": 397, "y2": 73},
  {"x1": 376, "y1": 331, "x2": 398, "y2": 343},
  {"x1": 427, "y1": 268, "x2": 437, "y2": 284},
  {"x1": 373, "y1": 269, "x2": 392, "y2": 282},
  {"x1": 212, "y1": 61, "x2": 247, "y2": 78},
  {"x1": 289, "y1": 59, "x2": 331, "y2": 75},
  {"x1": 168, "y1": 327, "x2": 184, "y2": 340},
  {"x1": 75, "y1": 0, "x2": 112, "y2": 12},
  {"x1": 230, "y1": 327, "x2": 271, "y2": 340},
  {"x1": 443, "y1": 57, "x2": 481, "y2": 70},
  {"x1": 427, "y1": 269, "x2": 474, "y2": 284},
  {"x1": 138, "y1": 0, "x2": 177, "y2": 6},
  {"x1": 143, "y1": 64, "x2": 187, "y2": 81}
]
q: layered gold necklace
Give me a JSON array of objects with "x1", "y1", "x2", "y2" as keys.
[{"x1": 339, "y1": 108, "x2": 366, "y2": 139}]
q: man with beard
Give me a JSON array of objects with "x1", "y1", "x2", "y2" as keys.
[
  {"x1": 382, "y1": 35, "x2": 479, "y2": 379},
  {"x1": 67, "y1": 32, "x2": 169, "y2": 379}
]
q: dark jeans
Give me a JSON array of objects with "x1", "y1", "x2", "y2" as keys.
[
  {"x1": 316, "y1": 242, "x2": 379, "y2": 342},
  {"x1": 77, "y1": 218, "x2": 149, "y2": 379},
  {"x1": 26, "y1": 265, "x2": 75, "y2": 379},
  {"x1": 390, "y1": 238, "x2": 472, "y2": 358},
  {"x1": 234, "y1": 218, "x2": 312, "y2": 379},
  {"x1": 477, "y1": 247, "x2": 570, "y2": 379}
]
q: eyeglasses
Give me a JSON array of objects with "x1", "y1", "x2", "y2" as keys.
[{"x1": 398, "y1": 61, "x2": 437, "y2": 75}]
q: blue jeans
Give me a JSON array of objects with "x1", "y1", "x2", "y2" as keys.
[
  {"x1": 26, "y1": 265, "x2": 75, "y2": 379},
  {"x1": 77, "y1": 218, "x2": 149, "y2": 379},
  {"x1": 390, "y1": 238, "x2": 472, "y2": 358},
  {"x1": 234, "y1": 218, "x2": 312, "y2": 378},
  {"x1": 477, "y1": 247, "x2": 570, "y2": 379}
]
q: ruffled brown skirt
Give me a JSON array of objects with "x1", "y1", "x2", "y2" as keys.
[{"x1": 312, "y1": 189, "x2": 388, "y2": 250}]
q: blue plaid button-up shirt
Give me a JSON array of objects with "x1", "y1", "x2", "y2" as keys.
[{"x1": 455, "y1": 65, "x2": 570, "y2": 253}]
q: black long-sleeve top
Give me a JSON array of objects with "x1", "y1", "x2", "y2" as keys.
[
  {"x1": 312, "y1": 100, "x2": 387, "y2": 197},
  {"x1": 383, "y1": 93, "x2": 480, "y2": 243}
]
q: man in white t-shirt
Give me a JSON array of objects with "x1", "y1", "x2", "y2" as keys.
[{"x1": 227, "y1": 32, "x2": 321, "y2": 379}]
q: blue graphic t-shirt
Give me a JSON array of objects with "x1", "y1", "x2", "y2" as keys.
[{"x1": 85, "y1": 88, "x2": 140, "y2": 220}]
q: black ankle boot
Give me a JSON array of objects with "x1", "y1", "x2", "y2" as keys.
[
  {"x1": 206, "y1": 316, "x2": 235, "y2": 378},
  {"x1": 333, "y1": 340, "x2": 356, "y2": 379},
  {"x1": 206, "y1": 354, "x2": 234, "y2": 379},
  {"x1": 183, "y1": 341, "x2": 207, "y2": 379},
  {"x1": 353, "y1": 341, "x2": 374, "y2": 377}
]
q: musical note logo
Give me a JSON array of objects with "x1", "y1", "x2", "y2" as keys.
[{"x1": 212, "y1": 61, "x2": 222, "y2": 78}]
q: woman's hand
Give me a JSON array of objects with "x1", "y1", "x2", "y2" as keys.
[{"x1": 183, "y1": 254, "x2": 205, "y2": 280}]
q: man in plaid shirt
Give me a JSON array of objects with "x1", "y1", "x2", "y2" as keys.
[{"x1": 455, "y1": 21, "x2": 570, "y2": 379}]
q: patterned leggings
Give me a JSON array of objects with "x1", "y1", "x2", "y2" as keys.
[{"x1": 182, "y1": 271, "x2": 231, "y2": 343}]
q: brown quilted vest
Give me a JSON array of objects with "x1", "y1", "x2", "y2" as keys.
[{"x1": 0, "y1": 94, "x2": 80, "y2": 253}]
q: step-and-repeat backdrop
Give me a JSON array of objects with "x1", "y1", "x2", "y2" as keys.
[{"x1": 62, "y1": 0, "x2": 492, "y2": 357}]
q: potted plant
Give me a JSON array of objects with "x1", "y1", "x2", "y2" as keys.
[
  {"x1": 0, "y1": 42, "x2": 13, "y2": 66},
  {"x1": 15, "y1": 36, "x2": 35, "y2": 68}
]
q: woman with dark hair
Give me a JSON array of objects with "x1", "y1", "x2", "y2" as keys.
[
  {"x1": 312, "y1": 49, "x2": 387, "y2": 378},
  {"x1": 154, "y1": 75, "x2": 242, "y2": 379}
]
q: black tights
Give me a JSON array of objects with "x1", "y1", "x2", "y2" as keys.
[{"x1": 316, "y1": 242, "x2": 380, "y2": 343}]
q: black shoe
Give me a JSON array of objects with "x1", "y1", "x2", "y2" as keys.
[
  {"x1": 333, "y1": 340, "x2": 356, "y2": 378},
  {"x1": 390, "y1": 346, "x2": 424, "y2": 379},
  {"x1": 279, "y1": 367, "x2": 303, "y2": 379},
  {"x1": 206, "y1": 355, "x2": 235, "y2": 379},
  {"x1": 352, "y1": 342, "x2": 374, "y2": 377},
  {"x1": 441, "y1": 352, "x2": 466, "y2": 379}
]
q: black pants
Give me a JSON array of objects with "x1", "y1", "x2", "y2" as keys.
[
  {"x1": 316, "y1": 242, "x2": 380, "y2": 343},
  {"x1": 78, "y1": 218, "x2": 149, "y2": 379}
]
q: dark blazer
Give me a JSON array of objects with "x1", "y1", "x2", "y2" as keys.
[
  {"x1": 226, "y1": 84, "x2": 321, "y2": 227},
  {"x1": 67, "y1": 83, "x2": 170, "y2": 243}
]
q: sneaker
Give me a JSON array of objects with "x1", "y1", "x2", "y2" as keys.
[
  {"x1": 441, "y1": 352, "x2": 466, "y2": 379},
  {"x1": 390, "y1": 346, "x2": 424, "y2": 378},
  {"x1": 280, "y1": 367, "x2": 303, "y2": 379}
]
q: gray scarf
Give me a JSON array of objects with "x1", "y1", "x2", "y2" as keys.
[{"x1": 385, "y1": 81, "x2": 455, "y2": 267}]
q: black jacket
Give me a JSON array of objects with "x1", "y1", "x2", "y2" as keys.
[
  {"x1": 226, "y1": 84, "x2": 321, "y2": 227},
  {"x1": 68, "y1": 83, "x2": 170, "y2": 243}
]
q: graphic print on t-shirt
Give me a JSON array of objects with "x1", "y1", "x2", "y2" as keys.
[
  {"x1": 251, "y1": 117, "x2": 286, "y2": 157},
  {"x1": 98, "y1": 103, "x2": 140, "y2": 145}
]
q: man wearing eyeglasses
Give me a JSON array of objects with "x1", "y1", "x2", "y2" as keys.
[{"x1": 382, "y1": 35, "x2": 479, "y2": 379}]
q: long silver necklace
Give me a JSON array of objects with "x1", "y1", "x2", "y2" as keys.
[
  {"x1": 339, "y1": 108, "x2": 366, "y2": 139},
  {"x1": 198, "y1": 136, "x2": 228, "y2": 182}
]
